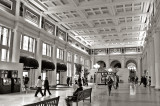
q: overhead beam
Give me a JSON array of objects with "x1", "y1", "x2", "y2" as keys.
[
  {"x1": 44, "y1": 0, "x2": 151, "y2": 13},
  {"x1": 83, "y1": 36, "x2": 142, "y2": 41},
  {"x1": 59, "y1": 12, "x2": 148, "y2": 24},
  {"x1": 75, "y1": 30, "x2": 145, "y2": 37},
  {"x1": 69, "y1": 22, "x2": 146, "y2": 31}
]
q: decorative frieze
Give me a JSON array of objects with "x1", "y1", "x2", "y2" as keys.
[
  {"x1": 0, "y1": 0, "x2": 16, "y2": 15},
  {"x1": 56, "y1": 27, "x2": 66, "y2": 41},
  {"x1": 42, "y1": 17, "x2": 55, "y2": 35},
  {"x1": 109, "y1": 48, "x2": 121, "y2": 54}
]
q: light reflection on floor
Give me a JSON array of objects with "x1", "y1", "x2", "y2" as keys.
[
  {"x1": 0, "y1": 83, "x2": 160, "y2": 106},
  {"x1": 130, "y1": 83, "x2": 136, "y2": 95}
]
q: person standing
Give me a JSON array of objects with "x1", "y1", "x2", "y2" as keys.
[
  {"x1": 24, "y1": 75, "x2": 29, "y2": 90},
  {"x1": 44, "y1": 77, "x2": 51, "y2": 96},
  {"x1": 140, "y1": 76, "x2": 145, "y2": 85},
  {"x1": 66, "y1": 77, "x2": 70, "y2": 86},
  {"x1": 143, "y1": 76, "x2": 147, "y2": 87},
  {"x1": 11, "y1": 77, "x2": 15, "y2": 93},
  {"x1": 107, "y1": 76, "x2": 113, "y2": 96},
  {"x1": 148, "y1": 76, "x2": 151, "y2": 86},
  {"x1": 35, "y1": 76, "x2": 44, "y2": 97}
]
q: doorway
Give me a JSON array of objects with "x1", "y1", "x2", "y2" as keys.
[{"x1": 56, "y1": 72, "x2": 60, "y2": 85}]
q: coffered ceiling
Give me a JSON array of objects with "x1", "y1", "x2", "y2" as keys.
[{"x1": 28, "y1": 0, "x2": 152, "y2": 49}]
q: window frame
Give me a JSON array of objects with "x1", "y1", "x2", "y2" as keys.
[{"x1": 20, "y1": 34, "x2": 36, "y2": 53}]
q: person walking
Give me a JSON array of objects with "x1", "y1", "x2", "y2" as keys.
[
  {"x1": 115, "y1": 75, "x2": 119, "y2": 89},
  {"x1": 44, "y1": 77, "x2": 51, "y2": 96},
  {"x1": 107, "y1": 76, "x2": 113, "y2": 96},
  {"x1": 35, "y1": 76, "x2": 44, "y2": 97}
]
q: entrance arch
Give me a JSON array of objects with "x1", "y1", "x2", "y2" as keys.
[
  {"x1": 125, "y1": 59, "x2": 137, "y2": 82},
  {"x1": 125, "y1": 60, "x2": 137, "y2": 68},
  {"x1": 97, "y1": 60, "x2": 106, "y2": 68},
  {"x1": 110, "y1": 60, "x2": 121, "y2": 68}
]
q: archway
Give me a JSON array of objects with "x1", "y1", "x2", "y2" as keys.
[
  {"x1": 97, "y1": 60, "x2": 106, "y2": 68},
  {"x1": 125, "y1": 60, "x2": 137, "y2": 68},
  {"x1": 125, "y1": 60, "x2": 137, "y2": 82},
  {"x1": 110, "y1": 60, "x2": 121, "y2": 68}
]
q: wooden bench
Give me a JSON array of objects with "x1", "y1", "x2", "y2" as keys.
[
  {"x1": 72, "y1": 88, "x2": 92, "y2": 106},
  {"x1": 23, "y1": 96, "x2": 60, "y2": 106}
]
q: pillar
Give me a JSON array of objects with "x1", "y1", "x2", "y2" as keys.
[
  {"x1": 137, "y1": 57, "x2": 141, "y2": 81},
  {"x1": 71, "y1": 52, "x2": 75, "y2": 84},
  {"x1": 11, "y1": 23, "x2": 21, "y2": 62},
  {"x1": 121, "y1": 56, "x2": 125, "y2": 68},
  {"x1": 146, "y1": 43, "x2": 151, "y2": 77},
  {"x1": 149, "y1": 36, "x2": 156, "y2": 87},
  {"x1": 106, "y1": 55, "x2": 109, "y2": 69},
  {"x1": 35, "y1": 38, "x2": 42, "y2": 84},
  {"x1": 61, "y1": 46, "x2": 67, "y2": 84},
  {"x1": 153, "y1": 28, "x2": 160, "y2": 89},
  {"x1": 51, "y1": 43, "x2": 57, "y2": 86}
]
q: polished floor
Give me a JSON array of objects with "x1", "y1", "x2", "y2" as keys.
[{"x1": 0, "y1": 83, "x2": 160, "y2": 106}]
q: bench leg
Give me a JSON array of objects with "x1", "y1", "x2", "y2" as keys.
[
  {"x1": 76, "y1": 102, "x2": 78, "y2": 106},
  {"x1": 90, "y1": 96, "x2": 91, "y2": 103}
]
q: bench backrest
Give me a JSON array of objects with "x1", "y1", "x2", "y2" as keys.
[
  {"x1": 77, "y1": 88, "x2": 92, "y2": 101},
  {"x1": 23, "y1": 96, "x2": 60, "y2": 106}
]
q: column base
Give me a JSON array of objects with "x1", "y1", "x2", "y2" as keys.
[
  {"x1": 150, "y1": 85, "x2": 155, "y2": 88},
  {"x1": 155, "y1": 86, "x2": 160, "y2": 90}
]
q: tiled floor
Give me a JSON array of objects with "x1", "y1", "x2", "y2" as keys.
[{"x1": 0, "y1": 83, "x2": 160, "y2": 106}]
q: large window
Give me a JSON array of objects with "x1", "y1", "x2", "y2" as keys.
[
  {"x1": 74, "y1": 54, "x2": 79, "y2": 63},
  {"x1": 0, "y1": 26, "x2": 11, "y2": 62},
  {"x1": 80, "y1": 56, "x2": 84, "y2": 65},
  {"x1": 20, "y1": 35, "x2": 35, "y2": 53},
  {"x1": 42, "y1": 42, "x2": 52, "y2": 57},
  {"x1": 56, "y1": 48, "x2": 64, "y2": 60},
  {"x1": 67, "y1": 52, "x2": 72, "y2": 62},
  {"x1": 85, "y1": 60, "x2": 90, "y2": 67}
]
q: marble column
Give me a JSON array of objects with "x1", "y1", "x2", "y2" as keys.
[
  {"x1": 11, "y1": 24, "x2": 21, "y2": 63},
  {"x1": 146, "y1": 43, "x2": 151, "y2": 77},
  {"x1": 121, "y1": 56, "x2": 125, "y2": 69},
  {"x1": 71, "y1": 52, "x2": 75, "y2": 84},
  {"x1": 61, "y1": 47, "x2": 67, "y2": 84},
  {"x1": 51, "y1": 43, "x2": 57, "y2": 86},
  {"x1": 137, "y1": 57, "x2": 141, "y2": 81},
  {"x1": 105, "y1": 55, "x2": 109, "y2": 69},
  {"x1": 153, "y1": 28, "x2": 160, "y2": 89},
  {"x1": 35, "y1": 38, "x2": 42, "y2": 84},
  {"x1": 149, "y1": 36, "x2": 156, "y2": 87}
]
